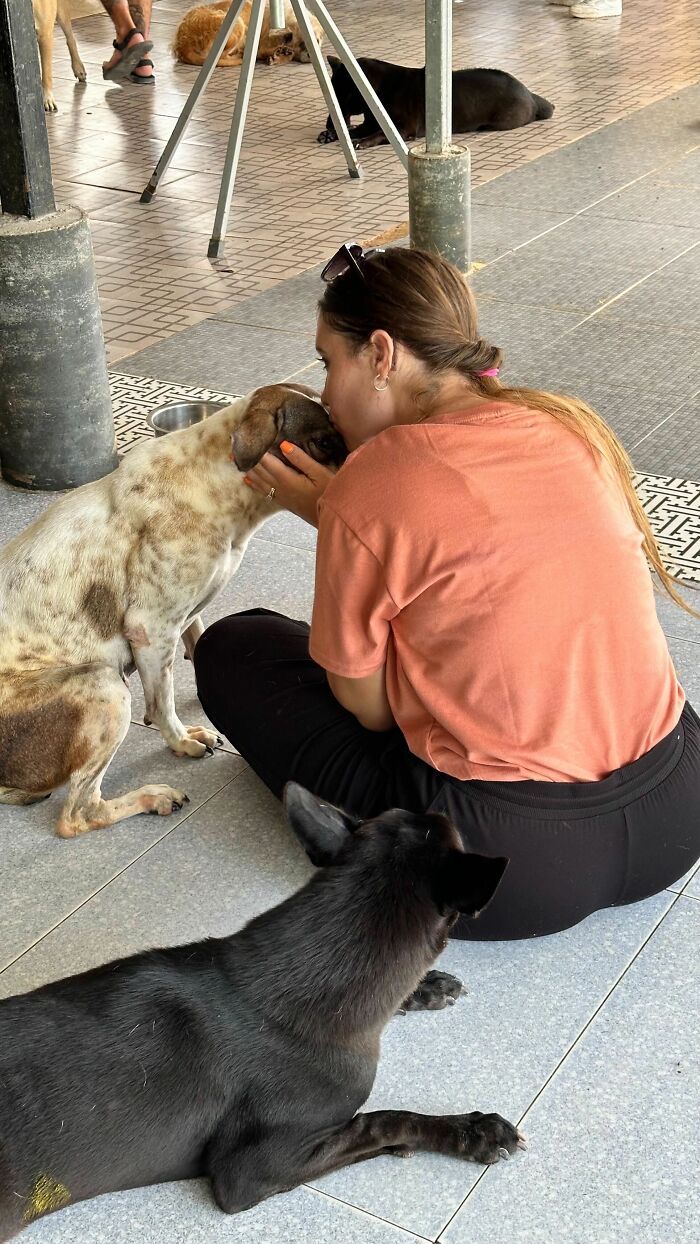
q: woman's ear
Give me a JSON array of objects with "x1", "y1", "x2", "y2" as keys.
[{"x1": 369, "y1": 329, "x2": 395, "y2": 377}]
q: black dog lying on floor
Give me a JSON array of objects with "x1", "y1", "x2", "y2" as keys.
[
  {"x1": 318, "y1": 56, "x2": 554, "y2": 147},
  {"x1": 0, "y1": 786, "x2": 520, "y2": 1239}
]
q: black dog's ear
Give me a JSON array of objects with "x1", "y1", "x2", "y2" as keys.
[
  {"x1": 433, "y1": 853, "x2": 508, "y2": 918},
  {"x1": 327, "y1": 54, "x2": 340, "y2": 69},
  {"x1": 283, "y1": 783, "x2": 360, "y2": 867}
]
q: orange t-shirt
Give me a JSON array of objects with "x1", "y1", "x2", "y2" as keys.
[{"x1": 309, "y1": 402, "x2": 685, "y2": 783}]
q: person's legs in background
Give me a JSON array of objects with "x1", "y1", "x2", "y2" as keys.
[{"x1": 101, "y1": 0, "x2": 155, "y2": 82}]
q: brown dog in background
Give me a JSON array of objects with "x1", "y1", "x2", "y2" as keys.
[
  {"x1": 173, "y1": 0, "x2": 322, "y2": 67},
  {"x1": 32, "y1": 0, "x2": 87, "y2": 111}
]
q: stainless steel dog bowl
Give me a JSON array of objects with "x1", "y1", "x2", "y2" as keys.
[{"x1": 147, "y1": 400, "x2": 229, "y2": 437}]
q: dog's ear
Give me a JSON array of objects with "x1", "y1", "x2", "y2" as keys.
[
  {"x1": 433, "y1": 853, "x2": 508, "y2": 918},
  {"x1": 231, "y1": 403, "x2": 283, "y2": 472},
  {"x1": 284, "y1": 783, "x2": 359, "y2": 867},
  {"x1": 327, "y1": 54, "x2": 340, "y2": 69}
]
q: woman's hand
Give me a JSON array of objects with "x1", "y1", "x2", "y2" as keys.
[{"x1": 242, "y1": 441, "x2": 334, "y2": 528}]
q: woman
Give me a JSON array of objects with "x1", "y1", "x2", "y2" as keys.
[{"x1": 194, "y1": 244, "x2": 700, "y2": 940}]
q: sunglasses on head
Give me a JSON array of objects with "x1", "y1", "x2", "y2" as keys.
[{"x1": 321, "y1": 242, "x2": 385, "y2": 283}]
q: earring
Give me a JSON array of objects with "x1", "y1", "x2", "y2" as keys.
[{"x1": 373, "y1": 375, "x2": 388, "y2": 392}]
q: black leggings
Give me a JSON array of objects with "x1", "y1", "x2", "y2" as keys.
[{"x1": 193, "y1": 609, "x2": 700, "y2": 941}]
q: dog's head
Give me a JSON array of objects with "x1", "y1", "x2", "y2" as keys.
[
  {"x1": 320, "y1": 56, "x2": 367, "y2": 141},
  {"x1": 231, "y1": 384, "x2": 347, "y2": 473},
  {"x1": 284, "y1": 783, "x2": 508, "y2": 924}
]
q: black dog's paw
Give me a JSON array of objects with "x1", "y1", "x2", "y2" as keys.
[
  {"x1": 450, "y1": 1112, "x2": 526, "y2": 1165},
  {"x1": 317, "y1": 128, "x2": 338, "y2": 144},
  {"x1": 398, "y1": 970, "x2": 465, "y2": 1013}
]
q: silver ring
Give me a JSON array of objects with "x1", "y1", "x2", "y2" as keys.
[{"x1": 266, "y1": 486, "x2": 276, "y2": 501}]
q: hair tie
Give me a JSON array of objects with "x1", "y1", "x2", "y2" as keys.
[{"x1": 476, "y1": 367, "x2": 500, "y2": 377}]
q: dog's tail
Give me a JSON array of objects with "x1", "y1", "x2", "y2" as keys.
[{"x1": 532, "y1": 93, "x2": 555, "y2": 121}]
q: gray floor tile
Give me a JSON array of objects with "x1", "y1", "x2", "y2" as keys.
[
  {"x1": 596, "y1": 244, "x2": 700, "y2": 331},
  {"x1": 0, "y1": 771, "x2": 308, "y2": 999},
  {"x1": 20, "y1": 1177, "x2": 424, "y2": 1244},
  {"x1": 632, "y1": 398, "x2": 700, "y2": 478},
  {"x1": 510, "y1": 215, "x2": 700, "y2": 272},
  {"x1": 469, "y1": 204, "x2": 572, "y2": 264},
  {"x1": 470, "y1": 253, "x2": 653, "y2": 317},
  {"x1": 0, "y1": 480, "x2": 62, "y2": 540},
  {"x1": 310, "y1": 892, "x2": 674, "y2": 1238},
  {"x1": 660, "y1": 145, "x2": 700, "y2": 188},
  {"x1": 504, "y1": 321, "x2": 700, "y2": 405},
  {"x1": 684, "y1": 871, "x2": 700, "y2": 899},
  {"x1": 252, "y1": 509, "x2": 318, "y2": 552},
  {"x1": 440, "y1": 896, "x2": 700, "y2": 1244},
  {"x1": 474, "y1": 295, "x2": 583, "y2": 357},
  {"x1": 583, "y1": 175, "x2": 700, "y2": 230},
  {"x1": 654, "y1": 589, "x2": 700, "y2": 645},
  {"x1": 0, "y1": 723, "x2": 245, "y2": 972},
  {"x1": 111, "y1": 321, "x2": 317, "y2": 392},
  {"x1": 213, "y1": 265, "x2": 326, "y2": 331}
]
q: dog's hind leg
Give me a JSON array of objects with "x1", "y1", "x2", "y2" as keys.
[
  {"x1": 56, "y1": 0, "x2": 87, "y2": 82},
  {"x1": 54, "y1": 668, "x2": 188, "y2": 838},
  {"x1": 0, "y1": 787, "x2": 51, "y2": 805}
]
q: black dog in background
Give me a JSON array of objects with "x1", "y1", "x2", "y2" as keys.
[
  {"x1": 0, "y1": 786, "x2": 520, "y2": 1240},
  {"x1": 319, "y1": 56, "x2": 554, "y2": 147}
]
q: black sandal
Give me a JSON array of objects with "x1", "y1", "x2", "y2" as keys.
[
  {"x1": 129, "y1": 57, "x2": 156, "y2": 85},
  {"x1": 102, "y1": 28, "x2": 153, "y2": 82}
]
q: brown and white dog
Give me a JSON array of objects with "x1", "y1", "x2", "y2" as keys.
[
  {"x1": 32, "y1": 0, "x2": 87, "y2": 112},
  {"x1": 0, "y1": 385, "x2": 345, "y2": 839},
  {"x1": 173, "y1": 0, "x2": 322, "y2": 68}
]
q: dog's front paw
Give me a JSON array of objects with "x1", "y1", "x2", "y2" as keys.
[
  {"x1": 74, "y1": 63, "x2": 87, "y2": 82},
  {"x1": 449, "y1": 1112, "x2": 526, "y2": 1166},
  {"x1": 172, "y1": 726, "x2": 223, "y2": 757},
  {"x1": 399, "y1": 970, "x2": 465, "y2": 1013},
  {"x1": 317, "y1": 128, "x2": 338, "y2": 144},
  {"x1": 140, "y1": 785, "x2": 190, "y2": 815},
  {"x1": 43, "y1": 91, "x2": 58, "y2": 112}
]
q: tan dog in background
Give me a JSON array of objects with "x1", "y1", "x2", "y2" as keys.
[
  {"x1": 32, "y1": 0, "x2": 87, "y2": 112},
  {"x1": 0, "y1": 385, "x2": 345, "y2": 839},
  {"x1": 173, "y1": 0, "x2": 323, "y2": 67}
]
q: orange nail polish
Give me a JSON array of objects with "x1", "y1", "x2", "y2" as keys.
[
  {"x1": 280, "y1": 440, "x2": 294, "y2": 453},
  {"x1": 243, "y1": 475, "x2": 252, "y2": 485}
]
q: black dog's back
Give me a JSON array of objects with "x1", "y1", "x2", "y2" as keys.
[{"x1": 320, "y1": 57, "x2": 553, "y2": 145}]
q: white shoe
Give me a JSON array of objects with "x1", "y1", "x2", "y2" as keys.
[{"x1": 570, "y1": 0, "x2": 622, "y2": 16}]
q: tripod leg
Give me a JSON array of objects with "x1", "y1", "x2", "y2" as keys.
[
  {"x1": 208, "y1": 0, "x2": 265, "y2": 258},
  {"x1": 140, "y1": 0, "x2": 248, "y2": 203},
  {"x1": 289, "y1": 0, "x2": 360, "y2": 180},
  {"x1": 306, "y1": 0, "x2": 409, "y2": 170}
]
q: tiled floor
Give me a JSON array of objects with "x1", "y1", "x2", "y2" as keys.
[
  {"x1": 40, "y1": 0, "x2": 700, "y2": 362},
  {"x1": 2, "y1": 2, "x2": 700, "y2": 1242}
]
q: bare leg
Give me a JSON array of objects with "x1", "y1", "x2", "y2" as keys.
[
  {"x1": 128, "y1": 0, "x2": 155, "y2": 79},
  {"x1": 209, "y1": 1111, "x2": 526, "y2": 1213},
  {"x1": 100, "y1": 0, "x2": 152, "y2": 77}
]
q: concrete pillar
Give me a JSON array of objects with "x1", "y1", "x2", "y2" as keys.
[
  {"x1": 0, "y1": 206, "x2": 118, "y2": 490},
  {"x1": 408, "y1": 0, "x2": 471, "y2": 272}
]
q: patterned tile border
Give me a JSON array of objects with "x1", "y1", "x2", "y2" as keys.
[{"x1": 111, "y1": 374, "x2": 700, "y2": 585}]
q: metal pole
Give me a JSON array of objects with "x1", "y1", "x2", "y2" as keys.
[
  {"x1": 289, "y1": 0, "x2": 360, "y2": 179},
  {"x1": 408, "y1": 0, "x2": 471, "y2": 272},
  {"x1": 268, "y1": 0, "x2": 286, "y2": 31},
  {"x1": 425, "y1": 0, "x2": 451, "y2": 152},
  {"x1": 207, "y1": 0, "x2": 266, "y2": 257}
]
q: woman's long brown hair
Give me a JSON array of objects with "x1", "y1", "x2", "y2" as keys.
[{"x1": 319, "y1": 247, "x2": 698, "y2": 617}]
